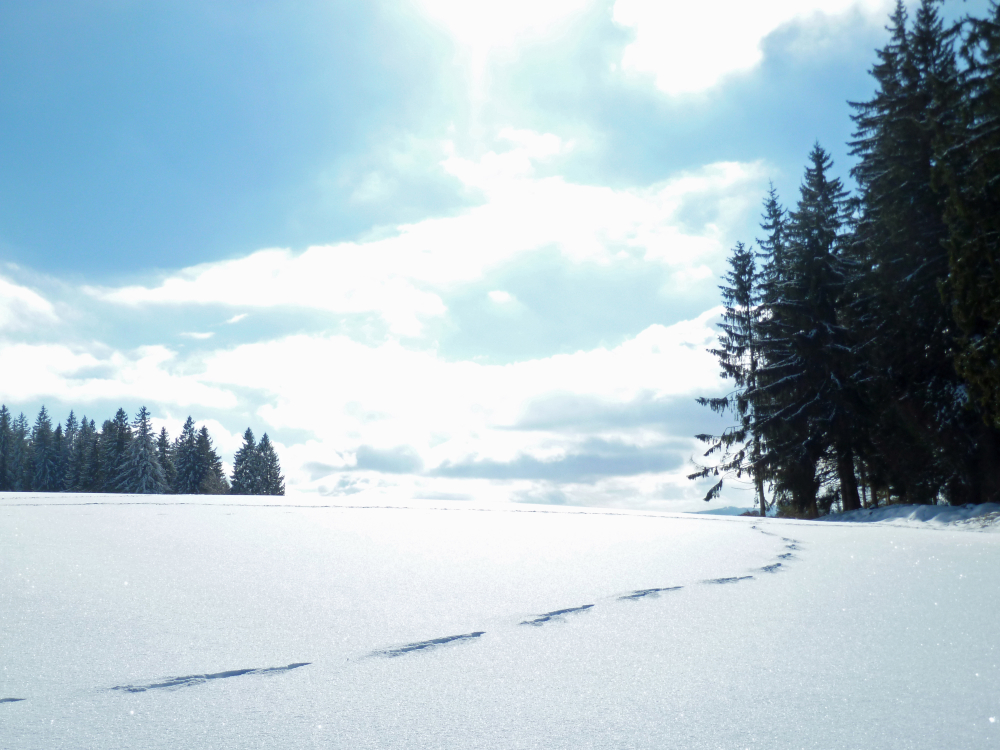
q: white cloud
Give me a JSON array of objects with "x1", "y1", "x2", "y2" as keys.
[
  {"x1": 613, "y1": 0, "x2": 891, "y2": 95},
  {"x1": 0, "y1": 275, "x2": 58, "y2": 331},
  {"x1": 0, "y1": 342, "x2": 235, "y2": 409},
  {"x1": 415, "y1": 0, "x2": 594, "y2": 58},
  {"x1": 180, "y1": 332, "x2": 215, "y2": 340},
  {"x1": 488, "y1": 290, "x2": 513, "y2": 304},
  {"x1": 195, "y1": 307, "x2": 723, "y2": 491},
  {"x1": 91, "y1": 132, "x2": 763, "y2": 338},
  {"x1": 225, "y1": 313, "x2": 248, "y2": 324}
]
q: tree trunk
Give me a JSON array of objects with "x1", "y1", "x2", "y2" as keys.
[{"x1": 837, "y1": 444, "x2": 862, "y2": 512}]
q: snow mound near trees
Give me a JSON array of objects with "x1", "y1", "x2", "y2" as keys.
[{"x1": 822, "y1": 502, "x2": 1000, "y2": 531}]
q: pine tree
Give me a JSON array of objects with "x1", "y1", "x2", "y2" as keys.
[
  {"x1": 940, "y1": 1, "x2": 1000, "y2": 429},
  {"x1": 0, "y1": 406, "x2": 11, "y2": 491},
  {"x1": 9, "y1": 413, "x2": 30, "y2": 491},
  {"x1": 257, "y1": 434, "x2": 285, "y2": 496},
  {"x1": 121, "y1": 407, "x2": 167, "y2": 494},
  {"x1": 156, "y1": 427, "x2": 176, "y2": 492},
  {"x1": 230, "y1": 428, "x2": 259, "y2": 495},
  {"x1": 196, "y1": 426, "x2": 229, "y2": 495},
  {"x1": 30, "y1": 406, "x2": 58, "y2": 491},
  {"x1": 100, "y1": 408, "x2": 133, "y2": 492},
  {"x1": 756, "y1": 145, "x2": 862, "y2": 516},
  {"x1": 76, "y1": 419, "x2": 97, "y2": 492},
  {"x1": 51, "y1": 423, "x2": 66, "y2": 492},
  {"x1": 690, "y1": 241, "x2": 768, "y2": 514},
  {"x1": 172, "y1": 417, "x2": 202, "y2": 495},
  {"x1": 61, "y1": 411, "x2": 79, "y2": 491}
]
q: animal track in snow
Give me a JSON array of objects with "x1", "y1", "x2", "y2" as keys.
[
  {"x1": 0, "y1": 698, "x2": 26, "y2": 704},
  {"x1": 111, "y1": 663, "x2": 310, "y2": 693},
  {"x1": 618, "y1": 586, "x2": 683, "y2": 601},
  {"x1": 371, "y1": 632, "x2": 485, "y2": 658},
  {"x1": 758, "y1": 563, "x2": 783, "y2": 573},
  {"x1": 702, "y1": 575, "x2": 754, "y2": 585},
  {"x1": 520, "y1": 605, "x2": 594, "y2": 626}
]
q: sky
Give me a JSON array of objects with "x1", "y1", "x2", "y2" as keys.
[{"x1": 0, "y1": 0, "x2": 987, "y2": 510}]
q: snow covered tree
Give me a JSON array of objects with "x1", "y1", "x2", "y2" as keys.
[
  {"x1": 121, "y1": 406, "x2": 167, "y2": 494},
  {"x1": 690, "y1": 241, "x2": 768, "y2": 515},
  {"x1": 756, "y1": 145, "x2": 862, "y2": 516},
  {"x1": 230, "y1": 428, "x2": 259, "y2": 495},
  {"x1": 257, "y1": 434, "x2": 284, "y2": 496}
]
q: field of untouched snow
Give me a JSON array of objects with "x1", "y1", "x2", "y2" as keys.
[{"x1": 2, "y1": 494, "x2": 998, "y2": 749}]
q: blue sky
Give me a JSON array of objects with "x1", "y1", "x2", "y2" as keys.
[{"x1": 0, "y1": 0, "x2": 984, "y2": 509}]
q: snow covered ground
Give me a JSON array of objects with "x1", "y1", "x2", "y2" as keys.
[{"x1": 2, "y1": 493, "x2": 998, "y2": 749}]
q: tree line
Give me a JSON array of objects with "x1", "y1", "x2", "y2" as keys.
[
  {"x1": 692, "y1": 0, "x2": 1000, "y2": 517},
  {"x1": 0, "y1": 404, "x2": 284, "y2": 496}
]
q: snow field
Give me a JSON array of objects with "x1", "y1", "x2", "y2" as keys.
[{"x1": 1, "y1": 494, "x2": 998, "y2": 748}]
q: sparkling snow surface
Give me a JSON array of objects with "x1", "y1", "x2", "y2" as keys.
[{"x1": 2, "y1": 494, "x2": 998, "y2": 749}]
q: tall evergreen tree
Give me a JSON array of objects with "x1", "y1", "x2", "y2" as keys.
[
  {"x1": 121, "y1": 407, "x2": 167, "y2": 494},
  {"x1": 100, "y1": 408, "x2": 133, "y2": 492},
  {"x1": 0, "y1": 406, "x2": 11, "y2": 491},
  {"x1": 257, "y1": 433, "x2": 285, "y2": 496},
  {"x1": 51, "y1": 423, "x2": 66, "y2": 492},
  {"x1": 690, "y1": 241, "x2": 768, "y2": 514},
  {"x1": 230, "y1": 428, "x2": 259, "y2": 495},
  {"x1": 78, "y1": 418, "x2": 102, "y2": 492},
  {"x1": 173, "y1": 417, "x2": 202, "y2": 495},
  {"x1": 9, "y1": 413, "x2": 30, "y2": 491},
  {"x1": 757, "y1": 145, "x2": 862, "y2": 516},
  {"x1": 156, "y1": 427, "x2": 176, "y2": 492},
  {"x1": 30, "y1": 406, "x2": 58, "y2": 492},
  {"x1": 196, "y1": 426, "x2": 229, "y2": 495},
  {"x1": 940, "y1": 1, "x2": 1000, "y2": 429}
]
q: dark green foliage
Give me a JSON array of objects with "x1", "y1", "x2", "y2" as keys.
[
  {"x1": 257, "y1": 434, "x2": 285, "y2": 496},
  {"x1": 9, "y1": 413, "x2": 30, "y2": 491},
  {"x1": 230, "y1": 428, "x2": 259, "y2": 495},
  {"x1": 689, "y1": 241, "x2": 768, "y2": 514},
  {"x1": 156, "y1": 427, "x2": 176, "y2": 492},
  {"x1": 121, "y1": 407, "x2": 167, "y2": 494},
  {"x1": 100, "y1": 408, "x2": 133, "y2": 493},
  {"x1": 196, "y1": 426, "x2": 230, "y2": 495},
  {"x1": 940, "y1": 2, "x2": 1000, "y2": 428},
  {"x1": 0, "y1": 406, "x2": 11, "y2": 491},
  {"x1": 694, "y1": 0, "x2": 1000, "y2": 514},
  {"x1": 172, "y1": 417, "x2": 202, "y2": 495}
]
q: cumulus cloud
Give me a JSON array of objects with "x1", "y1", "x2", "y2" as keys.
[
  {"x1": 613, "y1": 0, "x2": 891, "y2": 94},
  {"x1": 90, "y1": 133, "x2": 762, "y2": 337},
  {"x1": 0, "y1": 342, "x2": 235, "y2": 409},
  {"x1": 0, "y1": 275, "x2": 58, "y2": 332}
]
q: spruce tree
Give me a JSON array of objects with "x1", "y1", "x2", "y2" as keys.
[
  {"x1": 757, "y1": 145, "x2": 862, "y2": 516},
  {"x1": 100, "y1": 408, "x2": 133, "y2": 492},
  {"x1": 0, "y1": 406, "x2": 11, "y2": 491},
  {"x1": 172, "y1": 417, "x2": 202, "y2": 495},
  {"x1": 230, "y1": 428, "x2": 259, "y2": 495},
  {"x1": 51, "y1": 423, "x2": 66, "y2": 492},
  {"x1": 30, "y1": 406, "x2": 58, "y2": 491},
  {"x1": 9, "y1": 413, "x2": 30, "y2": 491},
  {"x1": 196, "y1": 426, "x2": 229, "y2": 495},
  {"x1": 257, "y1": 434, "x2": 285, "y2": 496},
  {"x1": 156, "y1": 427, "x2": 176, "y2": 492},
  {"x1": 690, "y1": 241, "x2": 768, "y2": 514},
  {"x1": 940, "y1": 1, "x2": 1000, "y2": 427},
  {"x1": 78, "y1": 418, "x2": 102, "y2": 492},
  {"x1": 121, "y1": 407, "x2": 167, "y2": 494}
]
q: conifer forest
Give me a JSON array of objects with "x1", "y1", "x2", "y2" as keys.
[
  {"x1": 693, "y1": 0, "x2": 1000, "y2": 517},
  {"x1": 0, "y1": 404, "x2": 284, "y2": 496}
]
